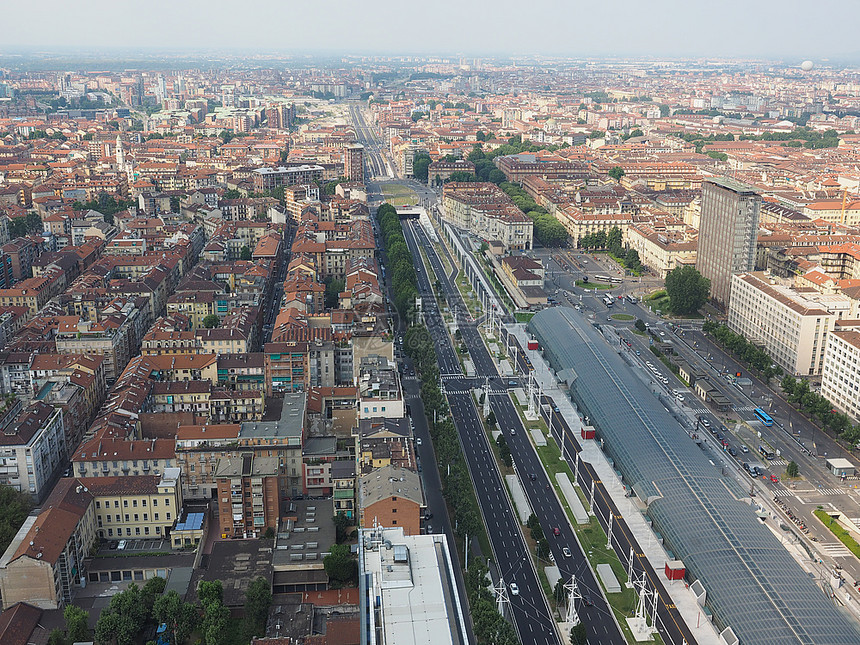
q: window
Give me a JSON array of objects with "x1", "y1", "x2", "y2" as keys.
[
  {"x1": 153, "y1": 499, "x2": 158, "y2": 507},
  {"x1": 155, "y1": 513, "x2": 159, "y2": 521},
  {"x1": 135, "y1": 527, "x2": 140, "y2": 535},
  {"x1": 108, "y1": 528, "x2": 113, "y2": 537},
  {"x1": 166, "y1": 512, "x2": 171, "y2": 520},
  {"x1": 123, "y1": 500, "x2": 128, "y2": 508},
  {"x1": 126, "y1": 528, "x2": 131, "y2": 536},
  {"x1": 132, "y1": 500, "x2": 137, "y2": 508},
  {"x1": 125, "y1": 514, "x2": 130, "y2": 522},
  {"x1": 105, "y1": 514, "x2": 111, "y2": 523},
  {"x1": 165, "y1": 498, "x2": 170, "y2": 506},
  {"x1": 144, "y1": 527, "x2": 149, "y2": 535},
  {"x1": 134, "y1": 514, "x2": 139, "y2": 522},
  {"x1": 96, "y1": 501, "x2": 101, "y2": 509},
  {"x1": 142, "y1": 499, "x2": 146, "y2": 507},
  {"x1": 114, "y1": 500, "x2": 119, "y2": 508},
  {"x1": 143, "y1": 513, "x2": 148, "y2": 521}
]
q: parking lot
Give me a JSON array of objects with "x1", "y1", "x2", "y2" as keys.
[{"x1": 103, "y1": 539, "x2": 166, "y2": 552}]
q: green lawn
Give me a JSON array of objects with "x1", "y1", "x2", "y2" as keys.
[
  {"x1": 380, "y1": 183, "x2": 418, "y2": 206},
  {"x1": 576, "y1": 280, "x2": 614, "y2": 290},
  {"x1": 455, "y1": 272, "x2": 482, "y2": 318},
  {"x1": 611, "y1": 313, "x2": 634, "y2": 321},
  {"x1": 515, "y1": 311, "x2": 535, "y2": 323}
]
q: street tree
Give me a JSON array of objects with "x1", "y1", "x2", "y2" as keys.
[
  {"x1": 244, "y1": 576, "x2": 272, "y2": 638},
  {"x1": 664, "y1": 266, "x2": 710, "y2": 315},
  {"x1": 608, "y1": 166, "x2": 625, "y2": 181},
  {"x1": 202, "y1": 314, "x2": 220, "y2": 329},
  {"x1": 64, "y1": 605, "x2": 89, "y2": 643},
  {"x1": 324, "y1": 544, "x2": 357, "y2": 586}
]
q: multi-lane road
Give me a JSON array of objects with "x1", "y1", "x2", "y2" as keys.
[
  {"x1": 403, "y1": 219, "x2": 564, "y2": 645},
  {"x1": 408, "y1": 220, "x2": 631, "y2": 645}
]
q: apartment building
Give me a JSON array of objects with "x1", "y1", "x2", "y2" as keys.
[
  {"x1": 729, "y1": 272, "x2": 850, "y2": 376},
  {"x1": 0, "y1": 402, "x2": 66, "y2": 500},
  {"x1": 359, "y1": 464, "x2": 424, "y2": 536},
  {"x1": 821, "y1": 320, "x2": 860, "y2": 422},
  {"x1": 81, "y1": 468, "x2": 183, "y2": 541},
  {"x1": 237, "y1": 392, "x2": 306, "y2": 498},
  {"x1": 72, "y1": 437, "x2": 176, "y2": 479},
  {"x1": 0, "y1": 478, "x2": 97, "y2": 610},
  {"x1": 556, "y1": 205, "x2": 633, "y2": 248},
  {"x1": 344, "y1": 143, "x2": 364, "y2": 183},
  {"x1": 332, "y1": 460, "x2": 356, "y2": 520},
  {"x1": 252, "y1": 165, "x2": 325, "y2": 192},
  {"x1": 174, "y1": 423, "x2": 241, "y2": 499},
  {"x1": 357, "y1": 355, "x2": 404, "y2": 420},
  {"x1": 215, "y1": 454, "x2": 280, "y2": 539},
  {"x1": 55, "y1": 315, "x2": 139, "y2": 382},
  {"x1": 625, "y1": 223, "x2": 698, "y2": 279},
  {"x1": 441, "y1": 182, "x2": 533, "y2": 251}
]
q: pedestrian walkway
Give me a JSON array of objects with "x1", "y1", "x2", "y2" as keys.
[
  {"x1": 819, "y1": 542, "x2": 854, "y2": 558},
  {"x1": 773, "y1": 489, "x2": 795, "y2": 498},
  {"x1": 816, "y1": 487, "x2": 847, "y2": 496}
]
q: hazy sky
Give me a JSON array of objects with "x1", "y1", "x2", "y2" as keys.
[{"x1": 3, "y1": 0, "x2": 857, "y2": 61}]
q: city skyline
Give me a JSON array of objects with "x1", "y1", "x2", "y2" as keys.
[{"x1": 2, "y1": 0, "x2": 858, "y2": 62}]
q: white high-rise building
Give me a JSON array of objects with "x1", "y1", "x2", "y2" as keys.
[
  {"x1": 728, "y1": 272, "x2": 852, "y2": 376},
  {"x1": 115, "y1": 134, "x2": 124, "y2": 171}
]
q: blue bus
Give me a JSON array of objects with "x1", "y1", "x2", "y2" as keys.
[{"x1": 754, "y1": 408, "x2": 773, "y2": 427}]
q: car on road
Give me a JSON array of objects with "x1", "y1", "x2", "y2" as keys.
[
  {"x1": 508, "y1": 380, "x2": 518, "y2": 387},
  {"x1": 423, "y1": 513, "x2": 433, "y2": 521},
  {"x1": 510, "y1": 428, "x2": 516, "y2": 436},
  {"x1": 699, "y1": 417, "x2": 711, "y2": 428},
  {"x1": 635, "y1": 350, "x2": 641, "y2": 355},
  {"x1": 562, "y1": 547, "x2": 572, "y2": 558},
  {"x1": 416, "y1": 438, "x2": 422, "y2": 446},
  {"x1": 509, "y1": 582, "x2": 519, "y2": 596},
  {"x1": 741, "y1": 445, "x2": 749, "y2": 453},
  {"x1": 770, "y1": 475, "x2": 779, "y2": 483},
  {"x1": 728, "y1": 447, "x2": 737, "y2": 456},
  {"x1": 426, "y1": 525, "x2": 433, "y2": 533},
  {"x1": 553, "y1": 405, "x2": 560, "y2": 413},
  {"x1": 553, "y1": 527, "x2": 561, "y2": 536},
  {"x1": 529, "y1": 473, "x2": 537, "y2": 481},
  {"x1": 582, "y1": 595, "x2": 594, "y2": 607}
]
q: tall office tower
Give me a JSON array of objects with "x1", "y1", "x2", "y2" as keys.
[
  {"x1": 156, "y1": 76, "x2": 166, "y2": 105},
  {"x1": 344, "y1": 143, "x2": 365, "y2": 182},
  {"x1": 696, "y1": 177, "x2": 761, "y2": 308}
]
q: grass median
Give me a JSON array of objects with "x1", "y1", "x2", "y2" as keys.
[{"x1": 814, "y1": 509, "x2": 860, "y2": 559}]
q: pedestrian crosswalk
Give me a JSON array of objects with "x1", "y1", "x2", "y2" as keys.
[
  {"x1": 774, "y1": 486, "x2": 845, "y2": 497},
  {"x1": 770, "y1": 459, "x2": 788, "y2": 466},
  {"x1": 735, "y1": 405, "x2": 756, "y2": 413},
  {"x1": 689, "y1": 407, "x2": 708, "y2": 415},
  {"x1": 819, "y1": 542, "x2": 854, "y2": 558},
  {"x1": 816, "y1": 487, "x2": 847, "y2": 496},
  {"x1": 849, "y1": 518, "x2": 860, "y2": 528}
]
